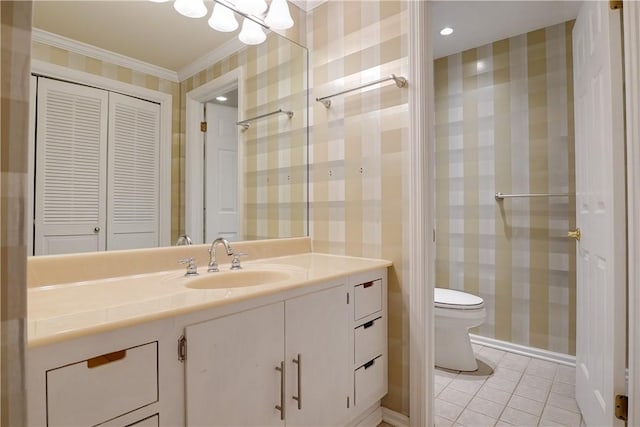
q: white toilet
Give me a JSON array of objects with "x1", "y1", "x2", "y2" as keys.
[{"x1": 434, "y1": 288, "x2": 486, "y2": 371}]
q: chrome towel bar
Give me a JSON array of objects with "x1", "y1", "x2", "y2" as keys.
[
  {"x1": 316, "y1": 74, "x2": 408, "y2": 108},
  {"x1": 495, "y1": 192, "x2": 571, "y2": 201},
  {"x1": 236, "y1": 108, "x2": 293, "y2": 130}
]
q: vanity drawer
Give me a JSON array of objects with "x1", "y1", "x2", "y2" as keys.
[
  {"x1": 354, "y1": 354, "x2": 385, "y2": 407},
  {"x1": 354, "y1": 316, "x2": 385, "y2": 367},
  {"x1": 46, "y1": 342, "x2": 158, "y2": 427},
  {"x1": 354, "y1": 279, "x2": 382, "y2": 320}
]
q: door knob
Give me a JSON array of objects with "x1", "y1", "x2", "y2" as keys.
[
  {"x1": 567, "y1": 228, "x2": 581, "y2": 241},
  {"x1": 94, "y1": 226, "x2": 101, "y2": 233}
]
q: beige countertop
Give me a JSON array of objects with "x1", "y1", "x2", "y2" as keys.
[{"x1": 28, "y1": 252, "x2": 391, "y2": 348}]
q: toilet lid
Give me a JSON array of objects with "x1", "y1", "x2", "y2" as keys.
[{"x1": 434, "y1": 288, "x2": 484, "y2": 310}]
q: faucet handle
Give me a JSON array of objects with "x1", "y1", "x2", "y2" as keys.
[
  {"x1": 230, "y1": 253, "x2": 248, "y2": 270},
  {"x1": 179, "y1": 257, "x2": 199, "y2": 276}
]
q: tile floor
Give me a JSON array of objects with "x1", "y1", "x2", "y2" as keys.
[{"x1": 435, "y1": 344, "x2": 583, "y2": 427}]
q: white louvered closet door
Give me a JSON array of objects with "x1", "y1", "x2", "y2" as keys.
[
  {"x1": 107, "y1": 92, "x2": 160, "y2": 250},
  {"x1": 34, "y1": 78, "x2": 108, "y2": 255}
]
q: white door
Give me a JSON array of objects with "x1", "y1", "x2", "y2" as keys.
[
  {"x1": 184, "y1": 302, "x2": 285, "y2": 427},
  {"x1": 34, "y1": 78, "x2": 108, "y2": 255},
  {"x1": 572, "y1": 1, "x2": 626, "y2": 425},
  {"x1": 285, "y1": 285, "x2": 350, "y2": 427},
  {"x1": 107, "y1": 92, "x2": 160, "y2": 250},
  {"x1": 205, "y1": 102, "x2": 239, "y2": 242}
]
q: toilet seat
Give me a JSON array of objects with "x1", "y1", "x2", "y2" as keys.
[{"x1": 435, "y1": 288, "x2": 484, "y2": 310}]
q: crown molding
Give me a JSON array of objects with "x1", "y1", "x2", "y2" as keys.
[
  {"x1": 288, "y1": 0, "x2": 326, "y2": 12},
  {"x1": 32, "y1": 28, "x2": 180, "y2": 83},
  {"x1": 177, "y1": 36, "x2": 245, "y2": 82}
]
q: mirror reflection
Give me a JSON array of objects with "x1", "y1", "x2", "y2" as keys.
[{"x1": 29, "y1": 1, "x2": 309, "y2": 256}]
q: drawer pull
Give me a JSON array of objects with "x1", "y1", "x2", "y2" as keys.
[
  {"x1": 364, "y1": 359, "x2": 375, "y2": 369},
  {"x1": 363, "y1": 320, "x2": 375, "y2": 329},
  {"x1": 86, "y1": 350, "x2": 127, "y2": 368},
  {"x1": 363, "y1": 282, "x2": 374, "y2": 289}
]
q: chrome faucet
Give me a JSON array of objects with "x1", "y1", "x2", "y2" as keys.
[
  {"x1": 175, "y1": 234, "x2": 193, "y2": 246},
  {"x1": 208, "y1": 237, "x2": 234, "y2": 272}
]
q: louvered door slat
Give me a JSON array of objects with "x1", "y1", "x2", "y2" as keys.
[
  {"x1": 34, "y1": 78, "x2": 108, "y2": 255},
  {"x1": 107, "y1": 92, "x2": 160, "y2": 250}
]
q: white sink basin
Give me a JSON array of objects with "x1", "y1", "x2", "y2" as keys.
[{"x1": 185, "y1": 270, "x2": 291, "y2": 289}]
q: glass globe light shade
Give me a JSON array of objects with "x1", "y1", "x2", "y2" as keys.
[
  {"x1": 208, "y1": 3, "x2": 239, "y2": 32},
  {"x1": 238, "y1": 17, "x2": 266, "y2": 45},
  {"x1": 174, "y1": 0, "x2": 207, "y2": 18},
  {"x1": 264, "y1": 0, "x2": 293, "y2": 30}
]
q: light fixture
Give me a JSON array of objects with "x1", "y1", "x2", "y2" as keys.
[
  {"x1": 208, "y1": 2, "x2": 238, "y2": 32},
  {"x1": 440, "y1": 27, "x2": 454, "y2": 36},
  {"x1": 216, "y1": 96, "x2": 228, "y2": 102},
  {"x1": 235, "y1": 0, "x2": 267, "y2": 16},
  {"x1": 174, "y1": 0, "x2": 207, "y2": 18},
  {"x1": 151, "y1": 0, "x2": 295, "y2": 46},
  {"x1": 476, "y1": 61, "x2": 485, "y2": 72},
  {"x1": 265, "y1": 0, "x2": 293, "y2": 30},
  {"x1": 239, "y1": 17, "x2": 266, "y2": 45}
]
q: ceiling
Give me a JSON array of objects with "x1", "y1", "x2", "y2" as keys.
[
  {"x1": 33, "y1": 1, "x2": 582, "y2": 72},
  {"x1": 33, "y1": 1, "x2": 248, "y2": 72},
  {"x1": 432, "y1": 1, "x2": 581, "y2": 59}
]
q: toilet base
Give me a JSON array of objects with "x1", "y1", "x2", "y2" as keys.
[{"x1": 435, "y1": 325, "x2": 478, "y2": 372}]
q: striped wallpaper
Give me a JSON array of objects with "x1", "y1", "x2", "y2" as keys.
[
  {"x1": 435, "y1": 21, "x2": 577, "y2": 355},
  {"x1": 1, "y1": 2, "x2": 31, "y2": 423},
  {"x1": 309, "y1": 0, "x2": 410, "y2": 415},
  {"x1": 180, "y1": 31, "x2": 308, "y2": 241}
]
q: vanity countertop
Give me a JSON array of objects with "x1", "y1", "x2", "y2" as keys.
[{"x1": 28, "y1": 252, "x2": 391, "y2": 347}]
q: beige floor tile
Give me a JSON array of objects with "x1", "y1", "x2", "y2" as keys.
[
  {"x1": 456, "y1": 408, "x2": 498, "y2": 426},
  {"x1": 475, "y1": 384, "x2": 512, "y2": 406},
  {"x1": 525, "y1": 361, "x2": 557, "y2": 380},
  {"x1": 554, "y1": 365, "x2": 577, "y2": 385},
  {"x1": 466, "y1": 396, "x2": 505, "y2": 419},
  {"x1": 507, "y1": 394, "x2": 544, "y2": 416},
  {"x1": 434, "y1": 415, "x2": 455, "y2": 427},
  {"x1": 519, "y1": 373, "x2": 553, "y2": 392},
  {"x1": 498, "y1": 353, "x2": 530, "y2": 371},
  {"x1": 546, "y1": 391, "x2": 581, "y2": 414},
  {"x1": 491, "y1": 366, "x2": 523, "y2": 383},
  {"x1": 550, "y1": 380, "x2": 575, "y2": 397},
  {"x1": 439, "y1": 385, "x2": 475, "y2": 407},
  {"x1": 435, "y1": 398, "x2": 465, "y2": 422},
  {"x1": 541, "y1": 404, "x2": 582, "y2": 426},
  {"x1": 448, "y1": 377, "x2": 486, "y2": 395},
  {"x1": 484, "y1": 376, "x2": 518, "y2": 393},
  {"x1": 499, "y1": 407, "x2": 539, "y2": 426},
  {"x1": 513, "y1": 382, "x2": 550, "y2": 402}
]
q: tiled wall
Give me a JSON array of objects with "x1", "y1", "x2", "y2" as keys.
[
  {"x1": 309, "y1": 0, "x2": 410, "y2": 415},
  {"x1": 434, "y1": 22, "x2": 577, "y2": 355},
  {"x1": 180, "y1": 33, "x2": 308, "y2": 240},
  {"x1": 30, "y1": 42, "x2": 183, "y2": 241},
  {"x1": 1, "y1": 2, "x2": 31, "y2": 423}
]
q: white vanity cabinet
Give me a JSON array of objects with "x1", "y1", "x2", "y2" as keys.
[
  {"x1": 27, "y1": 265, "x2": 388, "y2": 427},
  {"x1": 184, "y1": 283, "x2": 350, "y2": 427}
]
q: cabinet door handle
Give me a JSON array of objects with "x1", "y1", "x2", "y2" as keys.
[
  {"x1": 275, "y1": 361, "x2": 285, "y2": 420},
  {"x1": 292, "y1": 353, "x2": 302, "y2": 409}
]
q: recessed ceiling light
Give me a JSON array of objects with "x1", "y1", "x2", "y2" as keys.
[
  {"x1": 440, "y1": 27, "x2": 454, "y2": 36},
  {"x1": 216, "y1": 96, "x2": 228, "y2": 102}
]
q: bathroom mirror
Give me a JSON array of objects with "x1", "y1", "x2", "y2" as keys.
[{"x1": 29, "y1": 1, "x2": 308, "y2": 255}]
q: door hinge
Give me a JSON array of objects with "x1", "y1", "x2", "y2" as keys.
[
  {"x1": 347, "y1": 396, "x2": 350, "y2": 409},
  {"x1": 610, "y1": 0, "x2": 622, "y2": 9},
  {"x1": 615, "y1": 394, "x2": 628, "y2": 421},
  {"x1": 347, "y1": 293, "x2": 350, "y2": 304},
  {"x1": 178, "y1": 335, "x2": 187, "y2": 362},
  {"x1": 200, "y1": 121, "x2": 207, "y2": 132}
]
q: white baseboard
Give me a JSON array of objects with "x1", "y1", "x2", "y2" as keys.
[
  {"x1": 470, "y1": 334, "x2": 576, "y2": 367},
  {"x1": 381, "y1": 407, "x2": 410, "y2": 427}
]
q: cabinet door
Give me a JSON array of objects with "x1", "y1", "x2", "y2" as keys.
[
  {"x1": 34, "y1": 77, "x2": 108, "y2": 255},
  {"x1": 185, "y1": 303, "x2": 285, "y2": 427},
  {"x1": 285, "y1": 285, "x2": 350, "y2": 427},
  {"x1": 107, "y1": 92, "x2": 160, "y2": 251}
]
